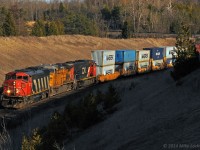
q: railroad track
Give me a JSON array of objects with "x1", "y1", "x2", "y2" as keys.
[
  {"x1": 0, "y1": 69, "x2": 171, "y2": 131},
  {"x1": 0, "y1": 83, "x2": 98, "y2": 131}
]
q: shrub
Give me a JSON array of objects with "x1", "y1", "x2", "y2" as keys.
[
  {"x1": 103, "y1": 84, "x2": 121, "y2": 111},
  {"x1": 22, "y1": 129, "x2": 42, "y2": 150}
]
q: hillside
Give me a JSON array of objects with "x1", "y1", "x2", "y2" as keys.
[
  {"x1": 0, "y1": 35, "x2": 175, "y2": 83},
  {"x1": 63, "y1": 69, "x2": 200, "y2": 150},
  {"x1": 9, "y1": 68, "x2": 200, "y2": 149}
]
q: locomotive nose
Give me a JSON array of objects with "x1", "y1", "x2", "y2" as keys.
[
  {"x1": 3, "y1": 80, "x2": 16, "y2": 96},
  {"x1": 6, "y1": 89, "x2": 11, "y2": 94}
]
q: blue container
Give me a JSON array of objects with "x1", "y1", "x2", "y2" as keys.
[
  {"x1": 124, "y1": 50, "x2": 136, "y2": 62},
  {"x1": 143, "y1": 47, "x2": 164, "y2": 60},
  {"x1": 115, "y1": 50, "x2": 124, "y2": 63},
  {"x1": 115, "y1": 50, "x2": 136, "y2": 63}
]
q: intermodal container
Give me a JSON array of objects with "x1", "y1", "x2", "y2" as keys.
[
  {"x1": 91, "y1": 50, "x2": 115, "y2": 66},
  {"x1": 115, "y1": 50, "x2": 124, "y2": 64},
  {"x1": 96, "y1": 65, "x2": 115, "y2": 76},
  {"x1": 124, "y1": 50, "x2": 136, "y2": 62},
  {"x1": 123, "y1": 61, "x2": 136, "y2": 71},
  {"x1": 163, "y1": 46, "x2": 176, "y2": 59},
  {"x1": 115, "y1": 50, "x2": 136, "y2": 63},
  {"x1": 137, "y1": 61, "x2": 151, "y2": 73},
  {"x1": 143, "y1": 47, "x2": 164, "y2": 60},
  {"x1": 136, "y1": 50, "x2": 150, "y2": 61},
  {"x1": 138, "y1": 61, "x2": 150, "y2": 69},
  {"x1": 152, "y1": 59, "x2": 164, "y2": 67}
]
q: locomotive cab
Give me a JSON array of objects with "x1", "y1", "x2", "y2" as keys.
[{"x1": 3, "y1": 72, "x2": 32, "y2": 99}]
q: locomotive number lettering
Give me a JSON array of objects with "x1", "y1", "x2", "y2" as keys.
[
  {"x1": 82, "y1": 67, "x2": 86, "y2": 74},
  {"x1": 106, "y1": 55, "x2": 113, "y2": 61}
]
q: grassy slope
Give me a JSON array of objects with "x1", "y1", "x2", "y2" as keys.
[{"x1": 0, "y1": 35, "x2": 175, "y2": 83}]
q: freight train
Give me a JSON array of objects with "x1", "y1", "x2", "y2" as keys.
[{"x1": 0, "y1": 46, "x2": 176, "y2": 109}]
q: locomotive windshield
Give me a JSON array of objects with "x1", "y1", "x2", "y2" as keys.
[
  {"x1": 16, "y1": 76, "x2": 28, "y2": 81},
  {"x1": 5, "y1": 74, "x2": 16, "y2": 80}
]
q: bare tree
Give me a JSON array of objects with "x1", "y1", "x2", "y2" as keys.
[{"x1": 0, "y1": 118, "x2": 12, "y2": 150}]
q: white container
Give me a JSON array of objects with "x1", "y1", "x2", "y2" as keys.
[
  {"x1": 163, "y1": 46, "x2": 176, "y2": 59},
  {"x1": 152, "y1": 59, "x2": 164, "y2": 66},
  {"x1": 123, "y1": 61, "x2": 136, "y2": 71},
  {"x1": 91, "y1": 50, "x2": 115, "y2": 66},
  {"x1": 136, "y1": 50, "x2": 150, "y2": 61},
  {"x1": 96, "y1": 65, "x2": 115, "y2": 75},
  {"x1": 138, "y1": 61, "x2": 150, "y2": 69}
]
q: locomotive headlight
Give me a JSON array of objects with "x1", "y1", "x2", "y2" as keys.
[
  {"x1": 7, "y1": 89, "x2": 11, "y2": 94},
  {"x1": 13, "y1": 81, "x2": 16, "y2": 85}
]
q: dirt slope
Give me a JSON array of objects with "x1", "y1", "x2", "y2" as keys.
[
  {"x1": 0, "y1": 35, "x2": 175, "y2": 83},
  {"x1": 63, "y1": 69, "x2": 200, "y2": 150}
]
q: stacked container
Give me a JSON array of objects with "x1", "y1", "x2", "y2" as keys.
[
  {"x1": 136, "y1": 50, "x2": 151, "y2": 73},
  {"x1": 143, "y1": 47, "x2": 165, "y2": 71},
  {"x1": 115, "y1": 50, "x2": 136, "y2": 76},
  {"x1": 162, "y1": 46, "x2": 176, "y2": 68},
  {"x1": 92, "y1": 50, "x2": 118, "y2": 82}
]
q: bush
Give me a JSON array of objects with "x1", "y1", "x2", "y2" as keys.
[
  {"x1": 22, "y1": 85, "x2": 121, "y2": 149},
  {"x1": 64, "y1": 93, "x2": 102, "y2": 129},
  {"x1": 103, "y1": 84, "x2": 121, "y2": 111},
  {"x1": 41, "y1": 111, "x2": 68, "y2": 149},
  {"x1": 22, "y1": 129, "x2": 42, "y2": 150},
  {"x1": 171, "y1": 57, "x2": 199, "y2": 80}
]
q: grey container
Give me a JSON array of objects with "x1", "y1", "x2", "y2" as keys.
[
  {"x1": 162, "y1": 46, "x2": 176, "y2": 59},
  {"x1": 91, "y1": 50, "x2": 115, "y2": 66},
  {"x1": 96, "y1": 65, "x2": 115, "y2": 76},
  {"x1": 136, "y1": 50, "x2": 150, "y2": 61}
]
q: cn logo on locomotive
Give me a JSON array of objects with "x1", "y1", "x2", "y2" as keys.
[{"x1": 82, "y1": 67, "x2": 86, "y2": 74}]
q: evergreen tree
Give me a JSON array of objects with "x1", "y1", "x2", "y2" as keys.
[
  {"x1": 101, "y1": 5, "x2": 111, "y2": 21},
  {"x1": 56, "y1": 21, "x2": 65, "y2": 35},
  {"x1": 22, "y1": 129, "x2": 42, "y2": 150},
  {"x1": 46, "y1": 21, "x2": 59, "y2": 36},
  {"x1": 122, "y1": 21, "x2": 129, "y2": 39},
  {"x1": 111, "y1": 6, "x2": 121, "y2": 30},
  {"x1": 171, "y1": 23, "x2": 199, "y2": 80},
  {"x1": 32, "y1": 20, "x2": 46, "y2": 37},
  {"x1": 2, "y1": 11, "x2": 16, "y2": 36},
  {"x1": 63, "y1": 13, "x2": 98, "y2": 36},
  {"x1": 59, "y1": 2, "x2": 65, "y2": 13}
]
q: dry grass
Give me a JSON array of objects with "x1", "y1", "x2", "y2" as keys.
[{"x1": 0, "y1": 35, "x2": 175, "y2": 83}]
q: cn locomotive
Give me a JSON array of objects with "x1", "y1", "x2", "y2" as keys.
[
  {"x1": 0, "y1": 46, "x2": 176, "y2": 108},
  {"x1": 1, "y1": 60, "x2": 96, "y2": 108}
]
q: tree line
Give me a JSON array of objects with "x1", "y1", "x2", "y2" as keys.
[{"x1": 1, "y1": 0, "x2": 200, "y2": 38}]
